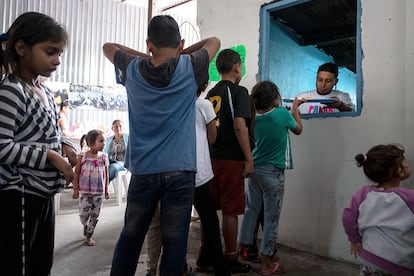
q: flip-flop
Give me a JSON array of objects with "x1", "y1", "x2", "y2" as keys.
[
  {"x1": 256, "y1": 262, "x2": 286, "y2": 275},
  {"x1": 272, "y1": 255, "x2": 280, "y2": 262},
  {"x1": 244, "y1": 255, "x2": 280, "y2": 264}
]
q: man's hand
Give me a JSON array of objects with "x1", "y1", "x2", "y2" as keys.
[
  {"x1": 326, "y1": 96, "x2": 342, "y2": 109},
  {"x1": 326, "y1": 96, "x2": 353, "y2": 111}
]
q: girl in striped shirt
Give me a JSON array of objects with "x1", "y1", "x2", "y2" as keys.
[{"x1": 0, "y1": 12, "x2": 75, "y2": 276}]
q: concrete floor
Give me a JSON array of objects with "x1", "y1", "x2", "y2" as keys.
[{"x1": 52, "y1": 189, "x2": 359, "y2": 275}]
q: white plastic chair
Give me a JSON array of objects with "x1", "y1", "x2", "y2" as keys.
[{"x1": 111, "y1": 170, "x2": 131, "y2": 205}]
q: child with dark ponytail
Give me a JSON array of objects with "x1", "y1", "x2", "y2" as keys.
[{"x1": 343, "y1": 144, "x2": 414, "y2": 275}]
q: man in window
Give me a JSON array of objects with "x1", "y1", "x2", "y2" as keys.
[{"x1": 296, "y1": 62, "x2": 355, "y2": 114}]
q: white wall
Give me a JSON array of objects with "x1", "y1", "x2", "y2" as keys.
[{"x1": 198, "y1": 0, "x2": 414, "y2": 263}]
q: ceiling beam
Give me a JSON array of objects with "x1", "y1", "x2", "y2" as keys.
[{"x1": 159, "y1": 0, "x2": 194, "y2": 12}]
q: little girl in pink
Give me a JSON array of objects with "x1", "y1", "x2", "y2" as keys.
[{"x1": 73, "y1": 129, "x2": 109, "y2": 246}]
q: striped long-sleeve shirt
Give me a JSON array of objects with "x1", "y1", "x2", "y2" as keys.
[{"x1": 0, "y1": 76, "x2": 65, "y2": 198}]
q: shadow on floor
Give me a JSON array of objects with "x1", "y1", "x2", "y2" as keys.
[{"x1": 52, "y1": 190, "x2": 359, "y2": 275}]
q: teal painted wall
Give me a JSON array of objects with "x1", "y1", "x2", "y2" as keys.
[{"x1": 268, "y1": 19, "x2": 356, "y2": 104}]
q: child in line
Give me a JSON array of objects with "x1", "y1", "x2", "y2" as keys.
[
  {"x1": 103, "y1": 15, "x2": 219, "y2": 275},
  {"x1": 193, "y1": 82, "x2": 229, "y2": 275},
  {"x1": 205, "y1": 48, "x2": 254, "y2": 274},
  {"x1": 144, "y1": 82, "x2": 229, "y2": 276},
  {"x1": 238, "y1": 81, "x2": 304, "y2": 275},
  {"x1": 0, "y1": 12, "x2": 75, "y2": 275},
  {"x1": 342, "y1": 144, "x2": 414, "y2": 275},
  {"x1": 73, "y1": 129, "x2": 109, "y2": 246}
]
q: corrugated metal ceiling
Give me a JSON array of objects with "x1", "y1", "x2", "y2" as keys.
[{"x1": 1, "y1": 0, "x2": 199, "y2": 86}]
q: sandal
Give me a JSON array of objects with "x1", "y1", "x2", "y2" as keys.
[
  {"x1": 271, "y1": 255, "x2": 280, "y2": 262},
  {"x1": 241, "y1": 246, "x2": 261, "y2": 263},
  {"x1": 256, "y1": 262, "x2": 285, "y2": 275},
  {"x1": 242, "y1": 246, "x2": 280, "y2": 264}
]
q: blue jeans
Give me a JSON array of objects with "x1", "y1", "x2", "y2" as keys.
[
  {"x1": 110, "y1": 171, "x2": 195, "y2": 276},
  {"x1": 238, "y1": 164, "x2": 285, "y2": 256},
  {"x1": 108, "y1": 161, "x2": 125, "y2": 182}
]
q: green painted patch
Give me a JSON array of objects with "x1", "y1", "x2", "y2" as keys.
[{"x1": 208, "y1": 45, "x2": 246, "y2": 81}]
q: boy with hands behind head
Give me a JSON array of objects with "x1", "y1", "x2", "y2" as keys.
[{"x1": 103, "y1": 15, "x2": 220, "y2": 276}]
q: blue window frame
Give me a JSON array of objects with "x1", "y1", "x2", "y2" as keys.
[{"x1": 258, "y1": 0, "x2": 363, "y2": 119}]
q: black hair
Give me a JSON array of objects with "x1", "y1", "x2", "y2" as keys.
[
  {"x1": 355, "y1": 144, "x2": 405, "y2": 183},
  {"x1": 85, "y1": 129, "x2": 104, "y2": 147},
  {"x1": 80, "y1": 134, "x2": 87, "y2": 149},
  {"x1": 250, "y1": 81, "x2": 281, "y2": 110},
  {"x1": 60, "y1": 100, "x2": 70, "y2": 110},
  {"x1": 147, "y1": 15, "x2": 181, "y2": 48},
  {"x1": 216, "y1": 49, "x2": 241, "y2": 74},
  {"x1": 318, "y1": 62, "x2": 338, "y2": 78},
  {"x1": 197, "y1": 81, "x2": 209, "y2": 97},
  {"x1": 112, "y1": 119, "x2": 123, "y2": 126},
  {"x1": 0, "y1": 12, "x2": 68, "y2": 81}
]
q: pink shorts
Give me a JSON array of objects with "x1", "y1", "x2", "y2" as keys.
[{"x1": 209, "y1": 159, "x2": 246, "y2": 216}]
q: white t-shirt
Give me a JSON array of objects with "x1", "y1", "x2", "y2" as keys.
[
  {"x1": 295, "y1": 89, "x2": 354, "y2": 114},
  {"x1": 195, "y1": 98, "x2": 216, "y2": 187}
]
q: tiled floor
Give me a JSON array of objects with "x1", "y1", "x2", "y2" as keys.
[{"x1": 51, "y1": 189, "x2": 359, "y2": 275}]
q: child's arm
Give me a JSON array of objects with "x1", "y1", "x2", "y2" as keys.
[
  {"x1": 343, "y1": 206, "x2": 362, "y2": 259},
  {"x1": 350, "y1": 242, "x2": 362, "y2": 258},
  {"x1": 181, "y1": 37, "x2": 220, "y2": 62},
  {"x1": 342, "y1": 204, "x2": 362, "y2": 243},
  {"x1": 0, "y1": 85, "x2": 74, "y2": 178},
  {"x1": 62, "y1": 141, "x2": 77, "y2": 167},
  {"x1": 72, "y1": 155, "x2": 83, "y2": 199},
  {"x1": 47, "y1": 149, "x2": 74, "y2": 184},
  {"x1": 290, "y1": 98, "x2": 305, "y2": 135},
  {"x1": 206, "y1": 119, "x2": 217, "y2": 145},
  {"x1": 342, "y1": 193, "x2": 364, "y2": 258},
  {"x1": 234, "y1": 117, "x2": 254, "y2": 178},
  {"x1": 103, "y1": 43, "x2": 151, "y2": 64}
]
